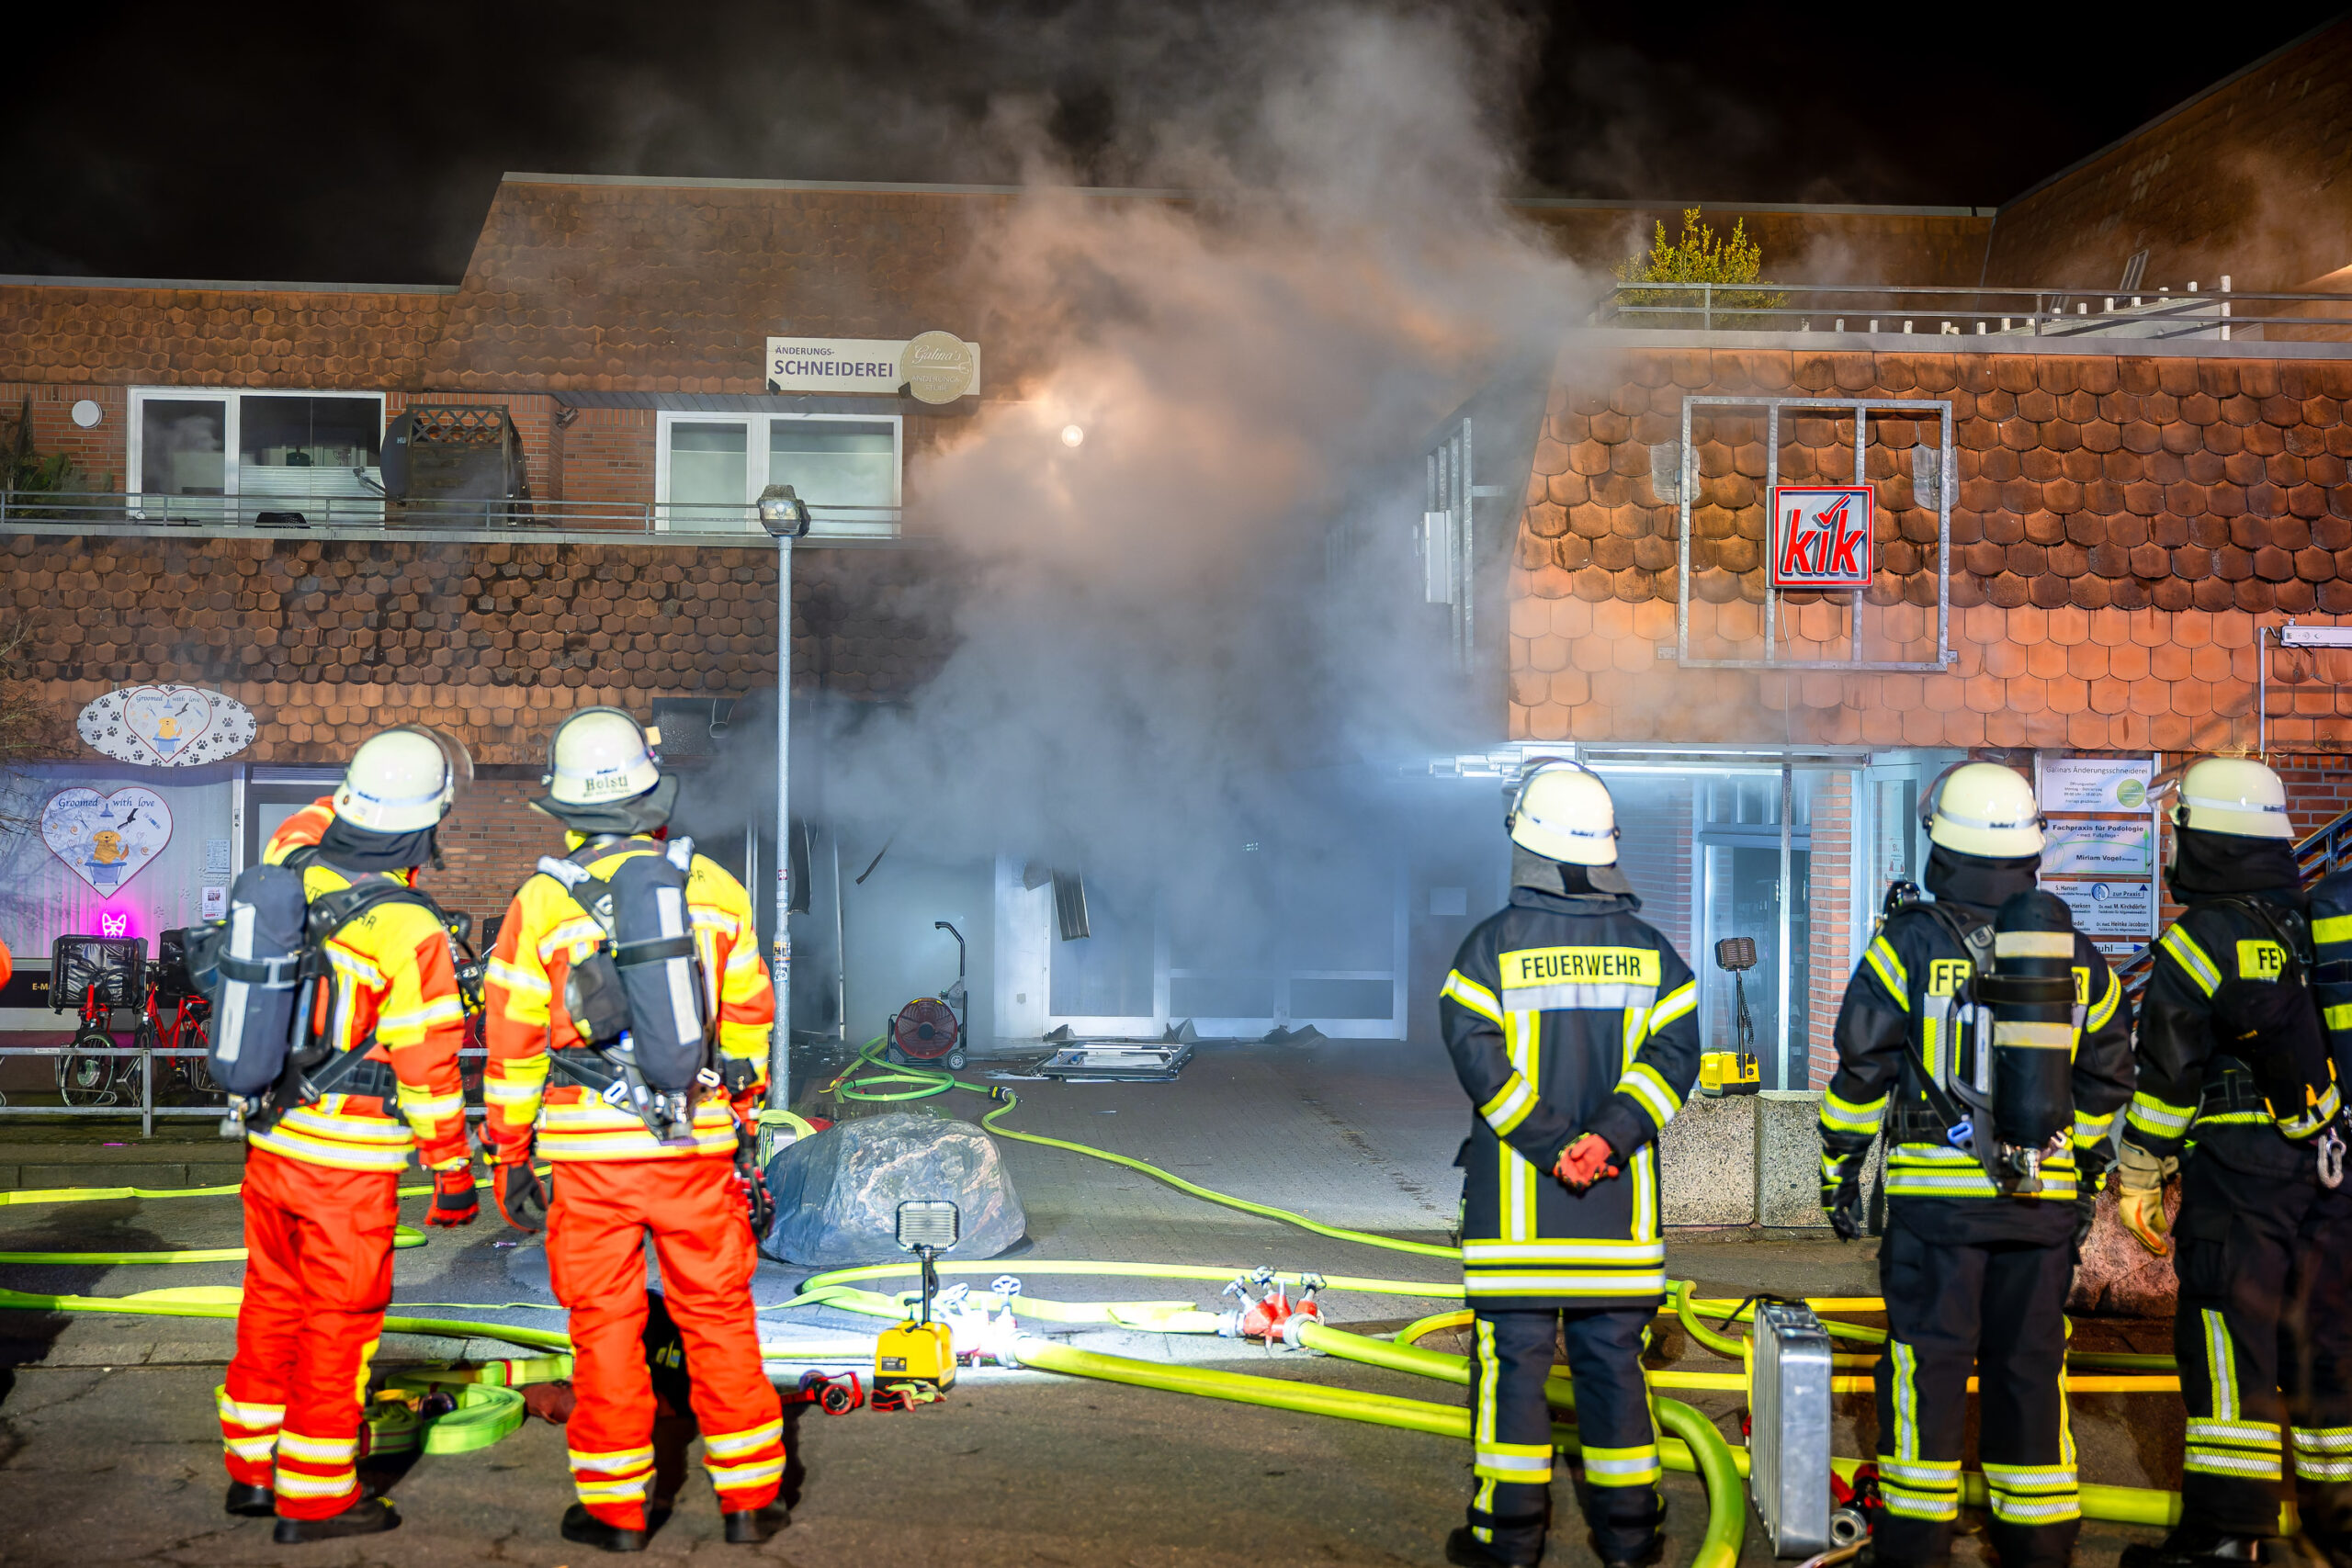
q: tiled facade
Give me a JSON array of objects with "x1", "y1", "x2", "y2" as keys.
[
  {"x1": 1511, "y1": 346, "x2": 2352, "y2": 750},
  {"x1": 0, "y1": 536, "x2": 947, "y2": 764}
]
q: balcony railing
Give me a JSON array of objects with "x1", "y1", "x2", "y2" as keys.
[
  {"x1": 0, "y1": 491, "x2": 905, "y2": 544},
  {"x1": 1589, "y1": 280, "x2": 2352, "y2": 342}
]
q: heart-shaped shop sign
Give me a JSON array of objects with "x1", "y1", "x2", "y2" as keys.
[
  {"x1": 77, "y1": 685, "x2": 255, "y2": 767},
  {"x1": 41, "y1": 786, "x2": 174, "y2": 896}
]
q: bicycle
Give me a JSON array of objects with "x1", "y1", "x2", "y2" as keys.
[
  {"x1": 51, "y1": 935, "x2": 147, "y2": 1108},
  {"x1": 146, "y1": 928, "x2": 219, "y2": 1104}
]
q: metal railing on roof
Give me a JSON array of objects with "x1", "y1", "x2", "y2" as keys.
[
  {"x1": 2112, "y1": 802, "x2": 2352, "y2": 1006},
  {"x1": 1589, "y1": 279, "x2": 2352, "y2": 342},
  {"x1": 0, "y1": 491, "x2": 905, "y2": 546}
]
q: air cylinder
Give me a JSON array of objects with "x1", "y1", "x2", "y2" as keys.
[{"x1": 1983, "y1": 890, "x2": 2079, "y2": 1150}]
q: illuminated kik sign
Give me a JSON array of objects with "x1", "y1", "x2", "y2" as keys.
[{"x1": 1769, "y1": 484, "x2": 1875, "y2": 591}]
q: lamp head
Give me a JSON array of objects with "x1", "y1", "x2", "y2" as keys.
[
  {"x1": 895, "y1": 1199, "x2": 960, "y2": 1254},
  {"x1": 757, "y1": 483, "x2": 812, "y2": 538}
]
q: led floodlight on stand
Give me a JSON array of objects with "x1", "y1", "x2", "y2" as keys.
[
  {"x1": 1700, "y1": 936, "x2": 1761, "y2": 1097},
  {"x1": 874, "y1": 1200, "x2": 961, "y2": 1401}
]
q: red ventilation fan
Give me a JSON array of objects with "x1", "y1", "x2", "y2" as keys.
[{"x1": 887, "y1": 920, "x2": 969, "y2": 1069}]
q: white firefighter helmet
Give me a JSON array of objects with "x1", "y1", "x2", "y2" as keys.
[
  {"x1": 1507, "y1": 761, "x2": 1620, "y2": 866},
  {"x1": 543, "y1": 707, "x2": 662, "y2": 807},
  {"x1": 1923, "y1": 761, "x2": 2044, "y2": 858},
  {"x1": 2174, "y1": 755, "x2": 2292, "y2": 840},
  {"x1": 332, "y1": 727, "x2": 458, "y2": 834}
]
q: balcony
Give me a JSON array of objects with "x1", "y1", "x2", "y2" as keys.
[
  {"x1": 0, "y1": 491, "x2": 906, "y2": 547},
  {"x1": 1589, "y1": 280, "x2": 2352, "y2": 344}
]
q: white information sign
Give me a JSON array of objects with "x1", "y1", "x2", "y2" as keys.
[
  {"x1": 2045, "y1": 878, "x2": 2153, "y2": 938},
  {"x1": 2039, "y1": 757, "x2": 2153, "y2": 814},
  {"x1": 763, "y1": 334, "x2": 981, "y2": 400},
  {"x1": 2042, "y1": 819, "x2": 2154, "y2": 876}
]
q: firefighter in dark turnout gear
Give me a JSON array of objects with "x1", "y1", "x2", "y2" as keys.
[
  {"x1": 1438, "y1": 761, "x2": 1702, "y2": 1568},
  {"x1": 2116, "y1": 757, "x2": 2352, "y2": 1568},
  {"x1": 1819, "y1": 761, "x2": 2134, "y2": 1568}
]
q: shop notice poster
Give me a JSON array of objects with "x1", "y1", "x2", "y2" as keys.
[
  {"x1": 41, "y1": 786, "x2": 174, "y2": 894},
  {"x1": 2042, "y1": 819, "x2": 2154, "y2": 876},
  {"x1": 2039, "y1": 757, "x2": 2154, "y2": 814},
  {"x1": 2045, "y1": 878, "x2": 2153, "y2": 939}
]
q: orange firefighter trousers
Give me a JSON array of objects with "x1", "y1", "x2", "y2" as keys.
[
  {"x1": 219, "y1": 1145, "x2": 398, "y2": 1519},
  {"x1": 548, "y1": 1156, "x2": 785, "y2": 1529}
]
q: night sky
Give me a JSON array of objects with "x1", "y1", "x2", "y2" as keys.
[{"x1": 2, "y1": 1, "x2": 2342, "y2": 285}]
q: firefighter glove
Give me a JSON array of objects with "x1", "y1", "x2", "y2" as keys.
[
  {"x1": 495, "y1": 1159, "x2": 550, "y2": 1233},
  {"x1": 1825, "y1": 1174, "x2": 1863, "y2": 1241},
  {"x1": 1555, "y1": 1133, "x2": 1623, "y2": 1193},
  {"x1": 426, "y1": 1166, "x2": 479, "y2": 1228},
  {"x1": 2114, "y1": 1139, "x2": 2176, "y2": 1258}
]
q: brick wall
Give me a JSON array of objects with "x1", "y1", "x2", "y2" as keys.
[
  {"x1": 1805, "y1": 770, "x2": 1855, "y2": 1089},
  {"x1": 0, "y1": 536, "x2": 950, "y2": 764},
  {"x1": 1, "y1": 382, "x2": 128, "y2": 489},
  {"x1": 1984, "y1": 19, "x2": 2352, "y2": 293},
  {"x1": 554, "y1": 407, "x2": 658, "y2": 507},
  {"x1": 431, "y1": 775, "x2": 558, "y2": 931}
]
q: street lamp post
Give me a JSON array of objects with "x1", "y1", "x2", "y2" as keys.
[{"x1": 757, "y1": 484, "x2": 812, "y2": 1112}]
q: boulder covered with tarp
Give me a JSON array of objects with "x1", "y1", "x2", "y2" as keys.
[{"x1": 760, "y1": 1111, "x2": 1026, "y2": 1267}]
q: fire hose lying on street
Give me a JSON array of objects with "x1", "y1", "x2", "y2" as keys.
[{"x1": 0, "y1": 1046, "x2": 2233, "y2": 1564}]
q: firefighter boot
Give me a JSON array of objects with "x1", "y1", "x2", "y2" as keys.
[
  {"x1": 272, "y1": 1495, "x2": 400, "y2": 1543},
  {"x1": 722, "y1": 1502, "x2": 790, "y2": 1544},
  {"x1": 561, "y1": 1503, "x2": 650, "y2": 1554},
  {"x1": 2121, "y1": 1530, "x2": 2274, "y2": 1568},
  {"x1": 223, "y1": 1482, "x2": 275, "y2": 1517},
  {"x1": 1445, "y1": 1528, "x2": 1539, "y2": 1568}
]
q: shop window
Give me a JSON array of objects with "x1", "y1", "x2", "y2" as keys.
[
  {"x1": 769, "y1": 419, "x2": 897, "y2": 520},
  {"x1": 238, "y1": 396, "x2": 383, "y2": 500},
  {"x1": 140, "y1": 400, "x2": 226, "y2": 496},
  {"x1": 657, "y1": 412, "x2": 901, "y2": 536},
  {"x1": 130, "y1": 389, "x2": 385, "y2": 510},
  {"x1": 667, "y1": 422, "x2": 750, "y2": 522}
]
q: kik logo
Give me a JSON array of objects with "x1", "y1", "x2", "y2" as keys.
[{"x1": 1770, "y1": 485, "x2": 1874, "y2": 590}]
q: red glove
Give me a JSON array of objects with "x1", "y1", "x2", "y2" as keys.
[
  {"x1": 425, "y1": 1167, "x2": 480, "y2": 1227},
  {"x1": 1555, "y1": 1134, "x2": 1622, "y2": 1192}
]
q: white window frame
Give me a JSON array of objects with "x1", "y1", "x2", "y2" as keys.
[
  {"x1": 653, "y1": 410, "x2": 902, "y2": 538},
  {"x1": 127, "y1": 387, "x2": 388, "y2": 513}
]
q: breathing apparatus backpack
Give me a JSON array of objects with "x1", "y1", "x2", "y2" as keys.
[
  {"x1": 1902, "y1": 890, "x2": 2080, "y2": 1197},
  {"x1": 187, "y1": 861, "x2": 462, "y2": 1131},
  {"x1": 536, "y1": 836, "x2": 715, "y2": 1145}
]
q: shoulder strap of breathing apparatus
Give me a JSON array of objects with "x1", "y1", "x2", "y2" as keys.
[
  {"x1": 1891, "y1": 900, "x2": 1994, "y2": 1146},
  {"x1": 535, "y1": 835, "x2": 715, "y2": 1145},
  {"x1": 242, "y1": 871, "x2": 451, "y2": 1134}
]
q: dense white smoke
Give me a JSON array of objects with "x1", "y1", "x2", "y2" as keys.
[{"x1": 817, "y1": 4, "x2": 1592, "y2": 908}]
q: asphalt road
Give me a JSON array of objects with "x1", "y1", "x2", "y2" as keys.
[{"x1": 0, "y1": 1043, "x2": 2187, "y2": 1565}]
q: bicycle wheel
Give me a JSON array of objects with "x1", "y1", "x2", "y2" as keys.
[
  {"x1": 56, "y1": 1026, "x2": 121, "y2": 1107},
  {"x1": 178, "y1": 1015, "x2": 220, "y2": 1100}
]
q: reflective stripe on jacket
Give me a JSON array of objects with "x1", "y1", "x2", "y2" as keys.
[
  {"x1": 245, "y1": 801, "x2": 471, "y2": 1175},
  {"x1": 481, "y1": 834, "x2": 773, "y2": 1163},
  {"x1": 1819, "y1": 901, "x2": 2133, "y2": 1212},
  {"x1": 1439, "y1": 886, "x2": 1701, "y2": 1309}
]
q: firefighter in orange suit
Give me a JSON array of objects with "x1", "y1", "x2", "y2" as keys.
[
  {"x1": 219, "y1": 728, "x2": 476, "y2": 1543},
  {"x1": 481, "y1": 707, "x2": 786, "y2": 1552}
]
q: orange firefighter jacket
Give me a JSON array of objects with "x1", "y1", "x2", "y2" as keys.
[
  {"x1": 244, "y1": 799, "x2": 471, "y2": 1174},
  {"x1": 480, "y1": 834, "x2": 773, "y2": 1164}
]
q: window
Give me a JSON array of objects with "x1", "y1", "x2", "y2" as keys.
[
  {"x1": 130, "y1": 389, "x2": 386, "y2": 517},
  {"x1": 656, "y1": 412, "x2": 901, "y2": 537}
]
